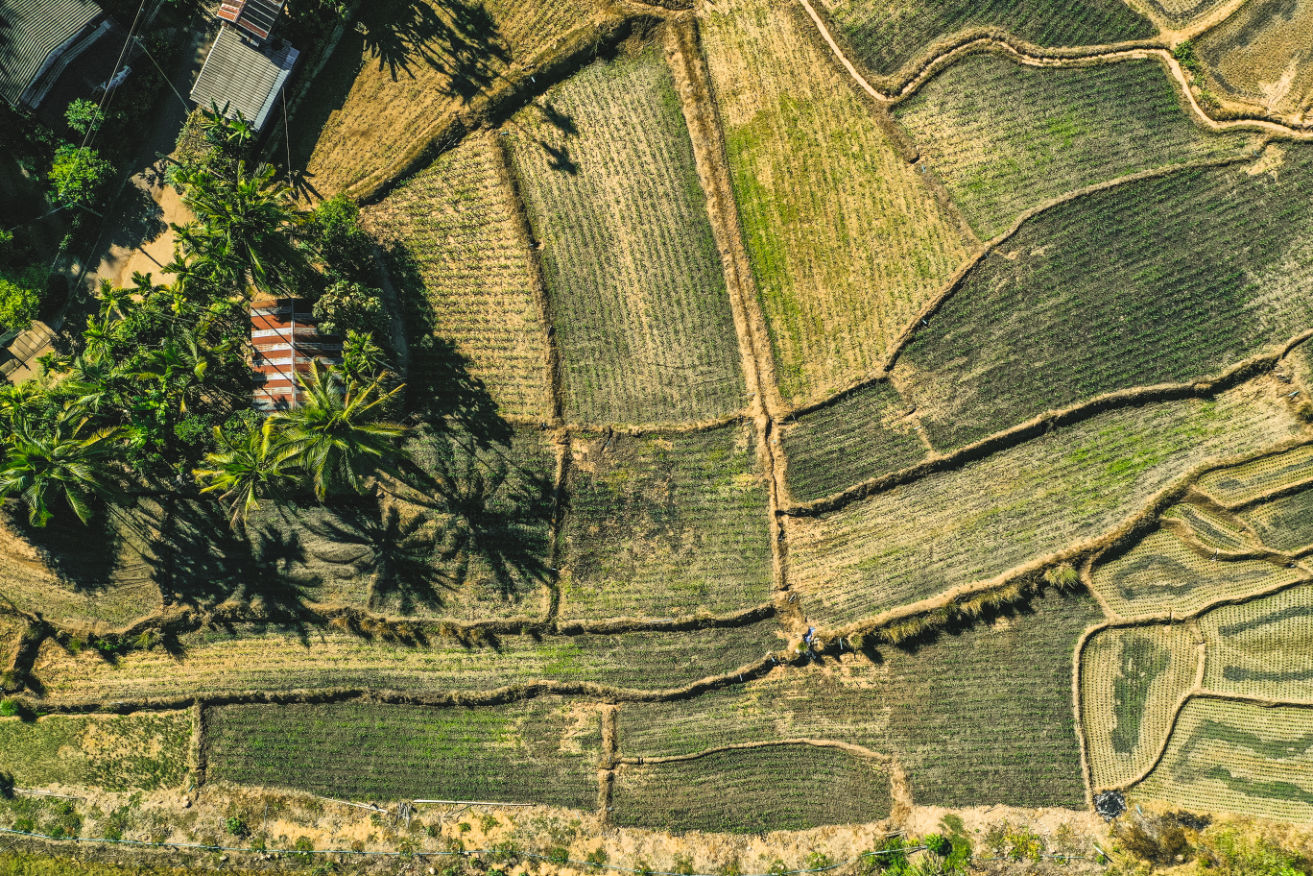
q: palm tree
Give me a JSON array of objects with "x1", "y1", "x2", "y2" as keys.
[
  {"x1": 0, "y1": 415, "x2": 123, "y2": 527},
  {"x1": 193, "y1": 418, "x2": 297, "y2": 528},
  {"x1": 273, "y1": 363, "x2": 407, "y2": 501}
]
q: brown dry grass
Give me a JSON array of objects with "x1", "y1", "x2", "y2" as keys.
[{"x1": 1197, "y1": 0, "x2": 1313, "y2": 122}]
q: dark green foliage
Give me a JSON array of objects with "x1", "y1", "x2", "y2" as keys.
[
  {"x1": 612, "y1": 745, "x2": 891, "y2": 833},
  {"x1": 830, "y1": 0, "x2": 1154, "y2": 79},
  {"x1": 63, "y1": 100, "x2": 105, "y2": 137},
  {"x1": 206, "y1": 700, "x2": 602, "y2": 808},
  {"x1": 780, "y1": 382, "x2": 927, "y2": 501},
  {"x1": 1173, "y1": 40, "x2": 1204, "y2": 77},
  {"x1": 311, "y1": 280, "x2": 387, "y2": 340},
  {"x1": 1111, "y1": 634, "x2": 1171, "y2": 753},
  {"x1": 47, "y1": 145, "x2": 112, "y2": 208},
  {"x1": 898, "y1": 150, "x2": 1313, "y2": 448}
]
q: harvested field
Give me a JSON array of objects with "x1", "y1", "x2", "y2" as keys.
[
  {"x1": 618, "y1": 588, "x2": 1101, "y2": 809},
  {"x1": 559, "y1": 423, "x2": 772, "y2": 621},
  {"x1": 1200, "y1": 584, "x2": 1313, "y2": 701},
  {"x1": 825, "y1": 0, "x2": 1154, "y2": 81},
  {"x1": 1196, "y1": 0, "x2": 1313, "y2": 119},
  {"x1": 1090, "y1": 529, "x2": 1307, "y2": 620},
  {"x1": 787, "y1": 388, "x2": 1301, "y2": 626},
  {"x1": 292, "y1": 0, "x2": 619, "y2": 196},
  {"x1": 28, "y1": 621, "x2": 779, "y2": 706},
  {"x1": 703, "y1": 0, "x2": 973, "y2": 403},
  {"x1": 778, "y1": 382, "x2": 928, "y2": 503},
  {"x1": 1160, "y1": 501, "x2": 1253, "y2": 552},
  {"x1": 1141, "y1": 0, "x2": 1229, "y2": 28},
  {"x1": 893, "y1": 55, "x2": 1258, "y2": 238},
  {"x1": 505, "y1": 45, "x2": 744, "y2": 427},
  {"x1": 1131, "y1": 697, "x2": 1313, "y2": 821},
  {"x1": 206, "y1": 699, "x2": 601, "y2": 807},
  {"x1": 1196, "y1": 442, "x2": 1313, "y2": 506},
  {"x1": 1240, "y1": 487, "x2": 1313, "y2": 553},
  {"x1": 612, "y1": 744, "x2": 891, "y2": 832},
  {"x1": 1080, "y1": 624, "x2": 1198, "y2": 789},
  {"x1": 364, "y1": 134, "x2": 554, "y2": 423},
  {"x1": 0, "y1": 712, "x2": 192, "y2": 791},
  {"x1": 894, "y1": 148, "x2": 1313, "y2": 450}
]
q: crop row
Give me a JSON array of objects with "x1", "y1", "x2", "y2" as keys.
[
  {"x1": 1239, "y1": 489, "x2": 1313, "y2": 553},
  {"x1": 787, "y1": 387, "x2": 1299, "y2": 626},
  {"x1": 559, "y1": 423, "x2": 772, "y2": 621},
  {"x1": 894, "y1": 146, "x2": 1313, "y2": 451},
  {"x1": 893, "y1": 55, "x2": 1258, "y2": 238},
  {"x1": 1196, "y1": 443, "x2": 1313, "y2": 507},
  {"x1": 1159, "y1": 501, "x2": 1251, "y2": 552},
  {"x1": 1200, "y1": 585, "x2": 1313, "y2": 702},
  {"x1": 505, "y1": 46, "x2": 745, "y2": 427}
]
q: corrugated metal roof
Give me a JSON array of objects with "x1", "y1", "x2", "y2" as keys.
[
  {"x1": 250, "y1": 299, "x2": 341, "y2": 411},
  {"x1": 216, "y1": 0, "x2": 285, "y2": 42},
  {"x1": 0, "y1": 0, "x2": 104, "y2": 106},
  {"x1": 189, "y1": 25, "x2": 298, "y2": 132}
]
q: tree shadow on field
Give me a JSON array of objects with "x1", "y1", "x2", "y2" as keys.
[
  {"x1": 853, "y1": 596, "x2": 1041, "y2": 665},
  {"x1": 359, "y1": 0, "x2": 510, "y2": 94},
  {"x1": 5, "y1": 511, "x2": 121, "y2": 593}
]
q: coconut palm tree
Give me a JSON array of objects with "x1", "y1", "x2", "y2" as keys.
[
  {"x1": 273, "y1": 363, "x2": 407, "y2": 501},
  {"x1": 0, "y1": 414, "x2": 124, "y2": 527},
  {"x1": 193, "y1": 418, "x2": 298, "y2": 528}
]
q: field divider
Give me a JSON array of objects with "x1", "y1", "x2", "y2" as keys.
[
  {"x1": 1158, "y1": 520, "x2": 1289, "y2": 564},
  {"x1": 616, "y1": 737, "x2": 893, "y2": 767},
  {"x1": 559, "y1": 411, "x2": 750, "y2": 436},
  {"x1": 598, "y1": 704, "x2": 619, "y2": 822},
  {"x1": 554, "y1": 603, "x2": 774, "y2": 635},
  {"x1": 785, "y1": 332, "x2": 1313, "y2": 519}
]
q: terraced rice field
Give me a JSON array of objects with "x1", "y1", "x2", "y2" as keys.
[
  {"x1": 505, "y1": 46, "x2": 744, "y2": 426},
  {"x1": 703, "y1": 0, "x2": 973, "y2": 404}
]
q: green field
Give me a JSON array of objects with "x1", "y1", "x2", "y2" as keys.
[
  {"x1": 787, "y1": 388, "x2": 1300, "y2": 626},
  {"x1": 1132, "y1": 697, "x2": 1313, "y2": 821},
  {"x1": 206, "y1": 699, "x2": 601, "y2": 807},
  {"x1": 619, "y1": 588, "x2": 1100, "y2": 808},
  {"x1": 559, "y1": 423, "x2": 772, "y2": 620},
  {"x1": 778, "y1": 382, "x2": 929, "y2": 503},
  {"x1": 504, "y1": 47, "x2": 744, "y2": 426},
  {"x1": 1080, "y1": 624, "x2": 1197, "y2": 789},
  {"x1": 364, "y1": 133, "x2": 555, "y2": 423},
  {"x1": 893, "y1": 55, "x2": 1258, "y2": 238},
  {"x1": 29, "y1": 621, "x2": 779, "y2": 705},
  {"x1": 612, "y1": 744, "x2": 891, "y2": 832},
  {"x1": 894, "y1": 149, "x2": 1313, "y2": 449},
  {"x1": 826, "y1": 0, "x2": 1154, "y2": 81},
  {"x1": 0, "y1": 712, "x2": 192, "y2": 791},
  {"x1": 704, "y1": 0, "x2": 973, "y2": 403}
]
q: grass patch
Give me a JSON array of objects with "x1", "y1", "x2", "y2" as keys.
[
  {"x1": 0, "y1": 712, "x2": 192, "y2": 791},
  {"x1": 893, "y1": 55, "x2": 1258, "y2": 238},
  {"x1": 559, "y1": 422, "x2": 772, "y2": 620},
  {"x1": 612, "y1": 744, "x2": 890, "y2": 832},
  {"x1": 206, "y1": 699, "x2": 600, "y2": 807},
  {"x1": 505, "y1": 45, "x2": 744, "y2": 426}
]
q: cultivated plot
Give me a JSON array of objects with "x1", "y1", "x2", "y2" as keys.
[
  {"x1": 558, "y1": 423, "x2": 772, "y2": 621},
  {"x1": 294, "y1": 0, "x2": 619, "y2": 195},
  {"x1": 1196, "y1": 442, "x2": 1313, "y2": 507},
  {"x1": 1132, "y1": 697, "x2": 1313, "y2": 822},
  {"x1": 787, "y1": 389, "x2": 1301, "y2": 626},
  {"x1": 1240, "y1": 488, "x2": 1313, "y2": 553},
  {"x1": 618, "y1": 588, "x2": 1101, "y2": 809},
  {"x1": 1080, "y1": 623, "x2": 1198, "y2": 790},
  {"x1": 893, "y1": 55, "x2": 1258, "y2": 238},
  {"x1": 0, "y1": 712, "x2": 192, "y2": 791},
  {"x1": 1200, "y1": 584, "x2": 1313, "y2": 702},
  {"x1": 702, "y1": 0, "x2": 973, "y2": 404},
  {"x1": 612, "y1": 744, "x2": 892, "y2": 832},
  {"x1": 206, "y1": 699, "x2": 601, "y2": 808},
  {"x1": 364, "y1": 133, "x2": 554, "y2": 423},
  {"x1": 824, "y1": 0, "x2": 1154, "y2": 82},
  {"x1": 1160, "y1": 501, "x2": 1254, "y2": 552},
  {"x1": 505, "y1": 46, "x2": 744, "y2": 427},
  {"x1": 894, "y1": 148, "x2": 1313, "y2": 450},
  {"x1": 1196, "y1": 0, "x2": 1313, "y2": 120},
  {"x1": 28, "y1": 621, "x2": 779, "y2": 706},
  {"x1": 778, "y1": 381, "x2": 928, "y2": 503}
]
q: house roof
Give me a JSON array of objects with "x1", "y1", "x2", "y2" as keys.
[
  {"x1": 250, "y1": 299, "x2": 341, "y2": 412},
  {"x1": 0, "y1": 0, "x2": 104, "y2": 106},
  {"x1": 216, "y1": 0, "x2": 285, "y2": 42},
  {"x1": 189, "y1": 25, "x2": 298, "y2": 132}
]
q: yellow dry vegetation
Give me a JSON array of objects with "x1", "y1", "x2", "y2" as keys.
[
  {"x1": 700, "y1": 0, "x2": 973, "y2": 404},
  {"x1": 362, "y1": 132, "x2": 554, "y2": 423},
  {"x1": 1197, "y1": 0, "x2": 1313, "y2": 122},
  {"x1": 1199, "y1": 584, "x2": 1313, "y2": 701},
  {"x1": 298, "y1": 0, "x2": 620, "y2": 196}
]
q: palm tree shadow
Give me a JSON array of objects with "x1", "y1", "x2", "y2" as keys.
[
  {"x1": 358, "y1": 0, "x2": 510, "y2": 94},
  {"x1": 5, "y1": 511, "x2": 120, "y2": 593}
]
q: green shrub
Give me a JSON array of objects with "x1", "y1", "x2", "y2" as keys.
[
  {"x1": 225, "y1": 815, "x2": 248, "y2": 836},
  {"x1": 1173, "y1": 41, "x2": 1204, "y2": 77},
  {"x1": 311, "y1": 280, "x2": 386, "y2": 338},
  {"x1": 0, "y1": 272, "x2": 41, "y2": 331},
  {"x1": 0, "y1": 699, "x2": 18, "y2": 718},
  {"x1": 48, "y1": 144, "x2": 112, "y2": 207},
  {"x1": 64, "y1": 99, "x2": 105, "y2": 136}
]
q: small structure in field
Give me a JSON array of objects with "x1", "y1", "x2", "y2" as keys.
[
  {"x1": 251, "y1": 298, "x2": 341, "y2": 412},
  {"x1": 216, "y1": 0, "x2": 287, "y2": 44},
  {"x1": 0, "y1": 0, "x2": 113, "y2": 110},
  {"x1": 189, "y1": 0, "x2": 298, "y2": 132}
]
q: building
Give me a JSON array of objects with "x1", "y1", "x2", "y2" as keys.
[
  {"x1": 251, "y1": 298, "x2": 341, "y2": 412},
  {"x1": 216, "y1": 0, "x2": 287, "y2": 44},
  {"x1": 189, "y1": 0, "x2": 298, "y2": 132},
  {"x1": 0, "y1": 0, "x2": 113, "y2": 110}
]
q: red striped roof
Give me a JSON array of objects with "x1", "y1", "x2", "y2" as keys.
[
  {"x1": 250, "y1": 298, "x2": 341, "y2": 412},
  {"x1": 215, "y1": 0, "x2": 284, "y2": 42}
]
